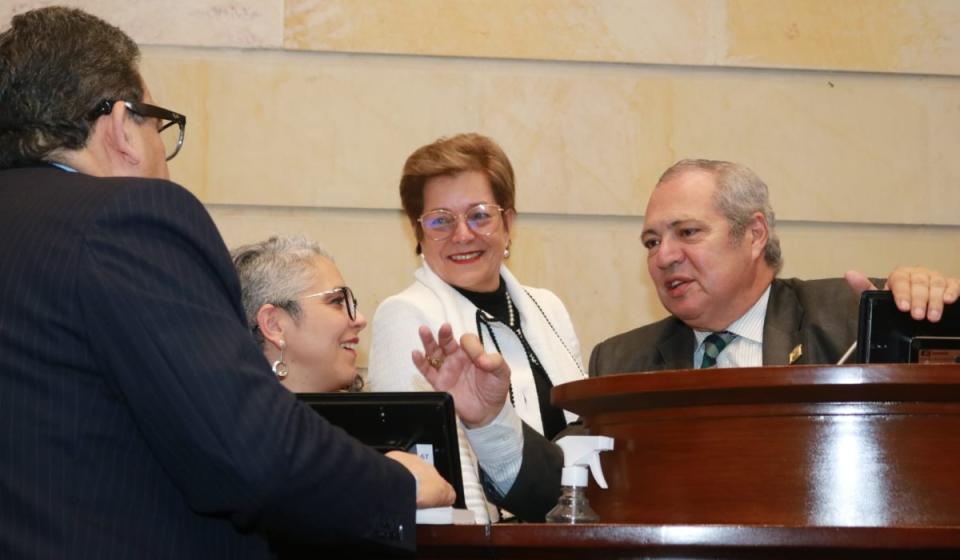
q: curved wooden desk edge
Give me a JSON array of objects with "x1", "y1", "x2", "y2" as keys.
[
  {"x1": 553, "y1": 363, "x2": 960, "y2": 415},
  {"x1": 418, "y1": 523, "x2": 960, "y2": 550}
]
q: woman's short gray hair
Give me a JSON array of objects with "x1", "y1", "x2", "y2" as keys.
[
  {"x1": 657, "y1": 159, "x2": 783, "y2": 273},
  {"x1": 230, "y1": 235, "x2": 334, "y2": 346}
]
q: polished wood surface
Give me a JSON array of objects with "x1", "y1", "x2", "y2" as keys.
[
  {"x1": 417, "y1": 524, "x2": 960, "y2": 558},
  {"x1": 551, "y1": 364, "x2": 960, "y2": 525}
]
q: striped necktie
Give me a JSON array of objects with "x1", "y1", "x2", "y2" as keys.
[{"x1": 700, "y1": 331, "x2": 736, "y2": 368}]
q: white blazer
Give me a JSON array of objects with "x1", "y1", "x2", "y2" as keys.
[{"x1": 367, "y1": 258, "x2": 586, "y2": 522}]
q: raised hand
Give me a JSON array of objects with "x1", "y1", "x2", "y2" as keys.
[{"x1": 412, "y1": 323, "x2": 511, "y2": 428}]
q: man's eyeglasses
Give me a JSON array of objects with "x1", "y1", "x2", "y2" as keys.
[
  {"x1": 418, "y1": 203, "x2": 506, "y2": 242},
  {"x1": 300, "y1": 286, "x2": 358, "y2": 321},
  {"x1": 88, "y1": 99, "x2": 187, "y2": 161}
]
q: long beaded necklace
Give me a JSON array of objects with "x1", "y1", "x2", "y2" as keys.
[
  {"x1": 470, "y1": 286, "x2": 580, "y2": 439},
  {"x1": 504, "y1": 291, "x2": 540, "y2": 367}
]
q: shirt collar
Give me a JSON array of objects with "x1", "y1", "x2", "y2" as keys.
[
  {"x1": 694, "y1": 284, "x2": 771, "y2": 346},
  {"x1": 48, "y1": 162, "x2": 78, "y2": 173}
]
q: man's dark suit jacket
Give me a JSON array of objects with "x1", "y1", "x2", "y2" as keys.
[
  {"x1": 496, "y1": 277, "x2": 862, "y2": 520},
  {"x1": 0, "y1": 166, "x2": 415, "y2": 558},
  {"x1": 589, "y1": 278, "x2": 861, "y2": 374}
]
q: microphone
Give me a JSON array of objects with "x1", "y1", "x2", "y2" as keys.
[{"x1": 836, "y1": 341, "x2": 857, "y2": 365}]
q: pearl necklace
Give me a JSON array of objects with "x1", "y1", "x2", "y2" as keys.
[
  {"x1": 477, "y1": 287, "x2": 586, "y2": 379},
  {"x1": 504, "y1": 291, "x2": 541, "y2": 366}
]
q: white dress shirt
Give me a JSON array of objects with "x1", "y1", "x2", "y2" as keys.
[{"x1": 693, "y1": 285, "x2": 771, "y2": 368}]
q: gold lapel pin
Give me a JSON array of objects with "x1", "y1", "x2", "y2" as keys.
[{"x1": 788, "y1": 344, "x2": 803, "y2": 365}]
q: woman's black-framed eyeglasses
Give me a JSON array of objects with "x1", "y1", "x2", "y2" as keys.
[
  {"x1": 300, "y1": 286, "x2": 358, "y2": 321},
  {"x1": 88, "y1": 99, "x2": 187, "y2": 161}
]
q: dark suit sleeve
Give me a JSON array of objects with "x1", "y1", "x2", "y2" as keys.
[
  {"x1": 588, "y1": 341, "x2": 604, "y2": 377},
  {"x1": 76, "y1": 182, "x2": 415, "y2": 549},
  {"x1": 482, "y1": 422, "x2": 587, "y2": 521},
  {"x1": 588, "y1": 331, "x2": 643, "y2": 376}
]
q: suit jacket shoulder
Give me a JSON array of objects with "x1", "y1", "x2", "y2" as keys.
[
  {"x1": 589, "y1": 315, "x2": 694, "y2": 375},
  {"x1": 763, "y1": 277, "x2": 861, "y2": 365}
]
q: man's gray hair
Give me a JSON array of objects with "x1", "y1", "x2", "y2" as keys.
[
  {"x1": 657, "y1": 159, "x2": 783, "y2": 273},
  {"x1": 231, "y1": 235, "x2": 334, "y2": 346}
]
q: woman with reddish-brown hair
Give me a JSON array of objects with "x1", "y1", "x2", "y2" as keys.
[{"x1": 368, "y1": 133, "x2": 585, "y2": 523}]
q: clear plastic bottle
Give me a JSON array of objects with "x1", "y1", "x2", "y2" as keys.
[
  {"x1": 545, "y1": 486, "x2": 599, "y2": 523},
  {"x1": 546, "y1": 436, "x2": 614, "y2": 523}
]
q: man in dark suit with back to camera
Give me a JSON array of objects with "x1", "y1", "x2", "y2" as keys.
[
  {"x1": 0, "y1": 7, "x2": 453, "y2": 558},
  {"x1": 589, "y1": 159, "x2": 960, "y2": 374}
]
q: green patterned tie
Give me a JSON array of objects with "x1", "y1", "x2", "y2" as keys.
[{"x1": 700, "y1": 331, "x2": 736, "y2": 368}]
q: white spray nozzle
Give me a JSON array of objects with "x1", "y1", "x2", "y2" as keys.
[{"x1": 555, "y1": 435, "x2": 615, "y2": 489}]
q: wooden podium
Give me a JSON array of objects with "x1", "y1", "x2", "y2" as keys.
[
  {"x1": 553, "y1": 363, "x2": 960, "y2": 525},
  {"x1": 417, "y1": 364, "x2": 960, "y2": 558}
]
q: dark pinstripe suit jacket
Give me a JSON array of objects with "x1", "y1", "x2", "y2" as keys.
[{"x1": 0, "y1": 166, "x2": 415, "y2": 558}]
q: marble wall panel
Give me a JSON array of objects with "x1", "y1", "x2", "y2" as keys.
[
  {"x1": 724, "y1": 0, "x2": 960, "y2": 75},
  {"x1": 284, "y1": 0, "x2": 960, "y2": 76},
  {"x1": 143, "y1": 49, "x2": 486, "y2": 210},
  {"x1": 2, "y1": 1, "x2": 282, "y2": 47},
  {"x1": 143, "y1": 49, "x2": 960, "y2": 226},
  {"x1": 663, "y1": 70, "x2": 960, "y2": 224},
  {"x1": 6, "y1": 1, "x2": 959, "y2": 75},
  {"x1": 207, "y1": 205, "x2": 960, "y2": 368},
  {"x1": 284, "y1": 0, "x2": 713, "y2": 67}
]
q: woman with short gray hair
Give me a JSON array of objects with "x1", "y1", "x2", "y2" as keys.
[{"x1": 231, "y1": 235, "x2": 366, "y2": 392}]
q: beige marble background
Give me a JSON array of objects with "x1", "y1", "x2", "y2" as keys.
[{"x1": 5, "y1": 1, "x2": 960, "y2": 365}]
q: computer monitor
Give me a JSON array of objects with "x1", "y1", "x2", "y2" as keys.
[
  {"x1": 856, "y1": 290, "x2": 960, "y2": 364},
  {"x1": 297, "y1": 391, "x2": 466, "y2": 509}
]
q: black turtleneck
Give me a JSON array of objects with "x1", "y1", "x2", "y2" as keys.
[
  {"x1": 454, "y1": 279, "x2": 511, "y2": 323},
  {"x1": 454, "y1": 278, "x2": 568, "y2": 440}
]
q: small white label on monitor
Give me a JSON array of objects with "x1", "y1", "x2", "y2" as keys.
[
  {"x1": 918, "y1": 348, "x2": 960, "y2": 364},
  {"x1": 414, "y1": 443, "x2": 434, "y2": 465}
]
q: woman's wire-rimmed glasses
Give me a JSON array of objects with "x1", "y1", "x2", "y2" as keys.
[
  {"x1": 88, "y1": 99, "x2": 187, "y2": 161},
  {"x1": 300, "y1": 286, "x2": 358, "y2": 321},
  {"x1": 418, "y1": 203, "x2": 505, "y2": 241}
]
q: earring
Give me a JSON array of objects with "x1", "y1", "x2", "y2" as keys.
[
  {"x1": 272, "y1": 340, "x2": 289, "y2": 379},
  {"x1": 503, "y1": 246, "x2": 511, "y2": 259},
  {"x1": 348, "y1": 375, "x2": 365, "y2": 393}
]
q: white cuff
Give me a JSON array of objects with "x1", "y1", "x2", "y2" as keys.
[{"x1": 462, "y1": 402, "x2": 524, "y2": 496}]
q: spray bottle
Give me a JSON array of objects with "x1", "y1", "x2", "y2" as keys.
[{"x1": 545, "y1": 435, "x2": 615, "y2": 524}]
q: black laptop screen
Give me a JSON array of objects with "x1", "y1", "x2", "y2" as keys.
[
  {"x1": 297, "y1": 391, "x2": 466, "y2": 509},
  {"x1": 856, "y1": 290, "x2": 960, "y2": 364}
]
